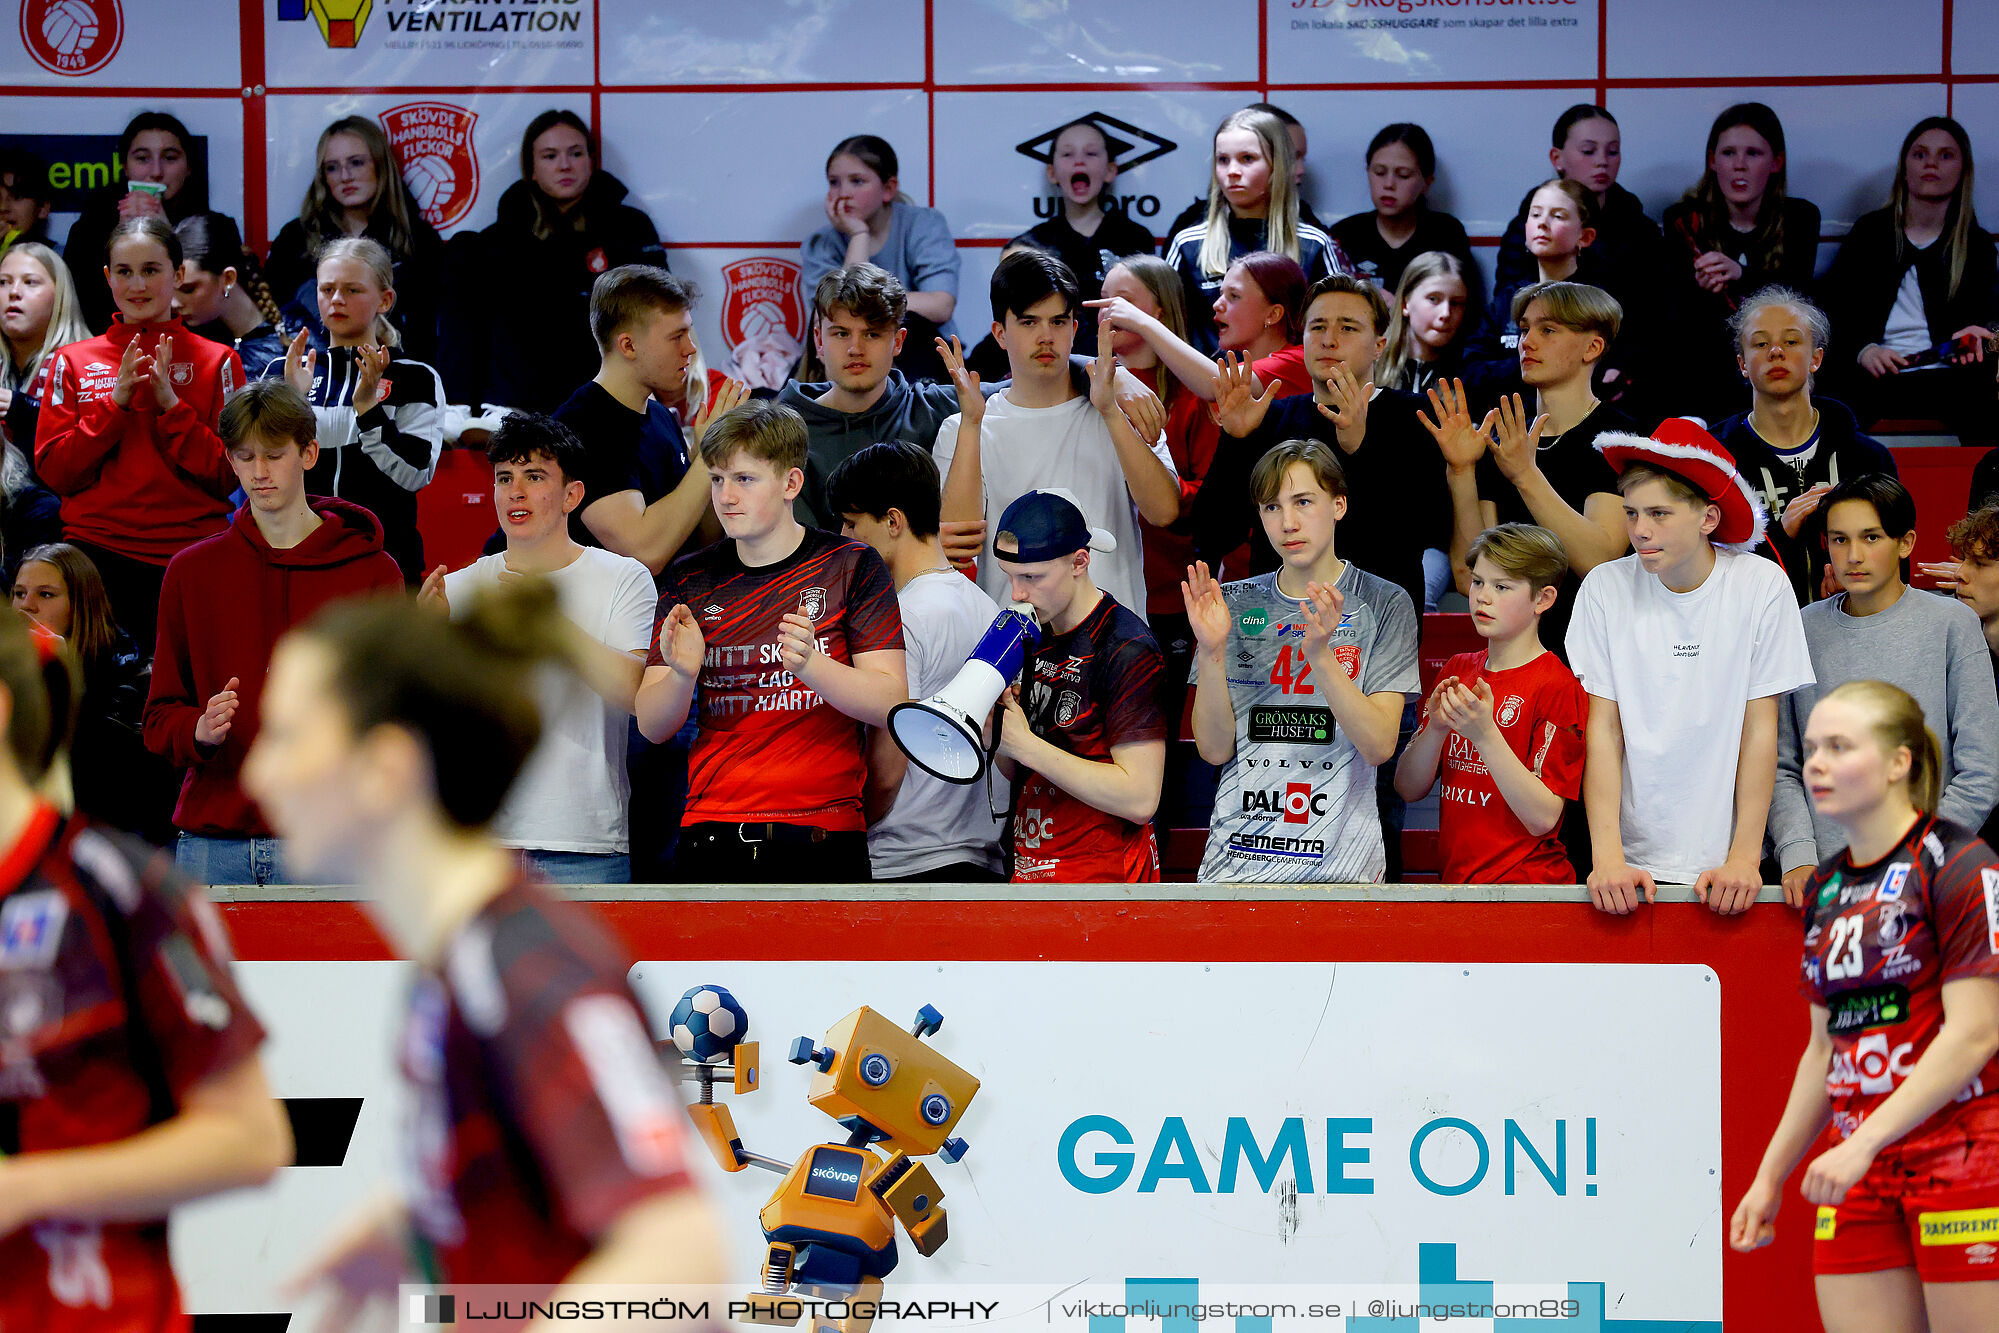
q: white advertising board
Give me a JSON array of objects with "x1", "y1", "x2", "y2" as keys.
[
  {"x1": 932, "y1": 0, "x2": 1259, "y2": 86},
  {"x1": 3, "y1": 0, "x2": 241, "y2": 88},
  {"x1": 1607, "y1": 0, "x2": 1944, "y2": 80},
  {"x1": 170, "y1": 960, "x2": 1721, "y2": 1327},
  {"x1": 1267, "y1": 0, "x2": 1598, "y2": 86},
  {"x1": 262, "y1": 0, "x2": 594, "y2": 90},
  {"x1": 597, "y1": 0, "x2": 928, "y2": 87}
]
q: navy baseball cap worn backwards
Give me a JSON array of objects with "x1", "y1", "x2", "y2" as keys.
[{"x1": 994, "y1": 488, "x2": 1117, "y2": 563}]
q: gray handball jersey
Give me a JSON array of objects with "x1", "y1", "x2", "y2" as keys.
[{"x1": 1198, "y1": 564, "x2": 1419, "y2": 883}]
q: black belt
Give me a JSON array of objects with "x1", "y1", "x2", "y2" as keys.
[{"x1": 686, "y1": 821, "x2": 832, "y2": 846}]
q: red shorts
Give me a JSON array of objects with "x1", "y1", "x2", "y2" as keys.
[{"x1": 1814, "y1": 1099, "x2": 1999, "y2": 1280}]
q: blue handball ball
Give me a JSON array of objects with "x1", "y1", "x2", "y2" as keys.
[{"x1": 669, "y1": 984, "x2": 749, "y2": 1064}]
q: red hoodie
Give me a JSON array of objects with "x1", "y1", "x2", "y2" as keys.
[
  {"x1": 144, "y1": 497, "x2": 403, "y2": 836},
  {"x1": 34, "y1": 316, "x2": 241, "y2": 563}
]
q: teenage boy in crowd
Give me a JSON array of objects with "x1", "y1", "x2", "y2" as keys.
[
  {"x1": 551, "y1": 265, "x2": 739, "y2": 574},
  {"x1": 991, "y1": 489, "x2": 1166, "y2": 882},
  {"x1": 1185, "y1": 439, "x2": 1418, "y2": 883},
  {"x1": 636, "y1": 400, "x2": 906, "y2": 883},
  {"x1": 1200, "y1": 272, "x2": 1448, "y2": 619},
  {"x1": 145, "y1": 379, "x2": 403, "y2": 885},
  {"x1": 826, "y1": 441, "x2": 1006, "y2": 880},
  {"x1": 419, "y1": 415, "x2": 658, "y2": 884},
  {"x1": 1395, "y1": 523, "x2": 1587, "y2": 884},
  {"x1": 1713, "y1": 288, "x2": 1897, "y2": 606},
  {"x1": 936, "y1": 249, "x2": 1180, "y2": 623},
  {"x1": 1421, "y1": 280, "x2": 1636, "y2": 650},
  {"x1": 774, "y1": 263, "x2": 1163, "y2": 553},
  {"x1": 1770, "y1": 474, "x2": 1998, "y2": 903},
  {"x1": 1566, "y1": 419, "x2": 1813, "y2": 914}
]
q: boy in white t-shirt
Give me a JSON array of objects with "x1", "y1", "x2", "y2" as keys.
[
  {"x1": 418, "y1": 413, "x2": 656, "y2": 883},
  {"x1": 934, "y1": 248, "x2": 1182, "y2": 621},
  {"x1": 1566, "y1": 418, "x2": 1813, "y2": 915},
  {"x1": 825, "y1": 440, "x2": 1007, "y2": 880}
]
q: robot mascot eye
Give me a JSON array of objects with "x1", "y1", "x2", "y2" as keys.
[
  {"x1": 859, "y1": 1052, "x2": 894, "y2": 1086},
  {"x1": 920, "y1": 1093, "x2": 952, "y2": 1126}
]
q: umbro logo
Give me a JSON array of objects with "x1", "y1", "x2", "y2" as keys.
[
  {"x1": 1015, "y1": 112, "x2": 1177, "y2": 172},
  {"x1": 702, "y1": 604, "x2": 723, "y2": 617}
]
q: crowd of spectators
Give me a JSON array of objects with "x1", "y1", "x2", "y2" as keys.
[{"x1": 0, "y1": 97, "x2": 1995, "y2": 895}]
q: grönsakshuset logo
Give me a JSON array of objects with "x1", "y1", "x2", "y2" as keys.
[
  {"x1": 20, "y1": 0, "x2": 122, "y2": 76},
  {"x1": 720, "y1": 258, "x2": 805, "y2": 392},
  {"x1": 378, "y1": 102, "x2": 479, "y2": 230}
]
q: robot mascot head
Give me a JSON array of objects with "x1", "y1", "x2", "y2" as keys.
[{"x1": 790, "y1": 1004, "x2": 977, "y2": 1162}]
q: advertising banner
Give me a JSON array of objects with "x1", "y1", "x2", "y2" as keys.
[
  {"x1": 263, "y1": 0, "x2": 594, "y2": 89},
  {"x1": 1267, "y1": 0, "x2": 1598, "y2": 86},
  {"x1": 4, "y1": 0, "x2": 239, "y2": 86},
  {"x1": 171, "y1": 959, "x2": 1722, "y2": 1326}
]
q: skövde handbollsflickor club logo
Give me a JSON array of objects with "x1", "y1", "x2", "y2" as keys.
[
  {"x1": 378, "y1": 102, "x2": 480, "y2": 230},
  {"x1": 20, "y1": 0, "x2": 122, "y2": 76}
]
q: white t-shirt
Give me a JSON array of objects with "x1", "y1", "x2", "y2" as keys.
[
  {"x1": 869, "y1": 567, "x2": 1007, "y2": 879},
  {"x1": 933, "y1": 392, "x2": 1177, "y2": 624},
  {"x1": 1566, "y1": 548, "x2": 1814, "y2": 884},
  {"x1": 445, "y1": 547, "x2": 656, "y2": 854}
]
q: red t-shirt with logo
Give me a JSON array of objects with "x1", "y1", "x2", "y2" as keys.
[
  {"x1": 1012, "y1": 593, "x2": 1166, "y2": 882},
  {"x1": 650, "y1": 528, "x2": 903, "y2": 830},
  {"x1": 0, "y1": 806, "x2": 264, "y2": 1333},
  {"x1": 1424, "y1": 650, "x2": 1586, "y2": 884},
  {"x1": 401, "y1": 878, "x2": 696, "y2": 1298},
  {"x1": 1801, "y1": 815, "x2": 1999, "y2": 1145}
]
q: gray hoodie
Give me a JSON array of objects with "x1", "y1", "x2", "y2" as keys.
[{"x1": 775, "y1": 370, "x2": 962, "y2": 528}]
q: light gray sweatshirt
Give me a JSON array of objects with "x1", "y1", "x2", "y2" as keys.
[{"x1": 1773, "y1": 587, "x2": 1999, "y2": 870}]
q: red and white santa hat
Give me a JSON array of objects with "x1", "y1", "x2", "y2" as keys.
[{"x1": 1593, "y1": 417, "x2": 1768, "y2": 552}]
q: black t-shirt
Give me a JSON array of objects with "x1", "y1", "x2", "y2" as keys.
[
  {"x1": 1195, "y1": 389, "x2": 1448, "y2": 616},
  {"x1": 1327, "y1": 207, "x2": 1477, "y2": 299},
  {"x1": 1477, "y1": 401, "x2": 1635, "y2": 658},
  {"x1": 550, "y1": 381, "x2": 692, "y2": 549},
  {"x1": 1019, "y1": 209, "x2": 1159, "y2": 357}
]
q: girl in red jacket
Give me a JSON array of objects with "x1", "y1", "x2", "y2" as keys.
[{"x1": 34, "y1": 216, "x2": 240, "y2": 655}]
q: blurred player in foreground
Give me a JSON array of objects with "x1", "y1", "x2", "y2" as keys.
[{"x1": 245, "y1": 582, "x2": 724, "y2": 1331}]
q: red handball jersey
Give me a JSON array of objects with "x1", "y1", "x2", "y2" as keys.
[
  {"x1": 1012, "y1": 593, "x2": 1166, "y2": 883},
  {"x1": 0, "y1": 805, "x2": 265, "y2": 1333},
  {"x1": 1801, "y1": 815, "x2": 1999, "y2": 1144},
  {"x1": 1424, "y1": 650, "x2": 1587, "y2": 884},
  {"x1": 650, "y1": 529, "x2": 903, "y2": 831},
  {"x1": 400, "y1": 878, "x2": 695, "y2": 1296}
]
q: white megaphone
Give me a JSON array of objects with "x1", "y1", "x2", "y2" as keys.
[{"x1": 888, "y1": 603, "x2": 1041, "y2": 784}]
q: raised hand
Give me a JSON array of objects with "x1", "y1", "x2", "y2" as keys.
[
  {"x1": 1780, "y1": 483, "x2": 1832, "y2": 540},
  {"x1": 936, "y1": 335, "x2": 985, "y2": 424},
  {"x1": 110, "y1": 335, "x2": 149, "y2": 409},
  {"x1": 416, "y1": 565, "x2": 450, "y2": 616},
  {"x1": 690, "y1": 377, "x2": 750, "y2": 445},
  {"x1": 1489, "y1": 392, "x2": 1548, "y2": 484},
  {"x1": 1314, "y1": 360, "x2": 1372, "y2": 449},
  {"x1": 351, "y1": 344, "x2": 393, "y2": 415},
  {"x1": 827, "y1": 194, "x2": 870, "y2": 238},
  {"x1": 776, "y1": 604, "x2": 821, "y2": 678},
  {"x1": 283, "y1": 327, "x2": 319, "y2": 396},
  {"x1": 145, "y1": 334, "x2": 182, "y2": 412},
  {"x1": 1417, "y1": 378, "x2": 1495, "y2": 472},
  {"x1": 1436, "y1": 677, "x2": 1499, "y2": 748},
  {"x1": 1181, "y1": 561, "x2": 1232, "y2": 655},
  {"x1": 195, "y1": 676, "x2": 241, "y2": 747},
  {"x1": 1209, "y1": 351, "x2": 1274, "y2": 438},
  {"x1": 1087, "y1": 345, "x2": 1120, "y2": 416},
  {"x1": 659, "y1": 604, "x2": 705, "y2": 680},
  {"x1": 1300, "y1": 579, "x2": 1346, "y2": 658}
]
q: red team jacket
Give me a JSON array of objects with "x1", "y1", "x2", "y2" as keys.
[
  {"x1": 33, "y1": 318, "x2": 241, "y2": 564},
  {"x1": 1802, "y1": 815, "x2": 1999, "y2": 1146},
  {"x1": 0, "y1": 805, "x2": 265, "y2": 1333},
  {"x1": 143, "y1": 499, "x2": 404, "y2": 836}
]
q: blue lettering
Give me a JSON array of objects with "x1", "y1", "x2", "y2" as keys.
[
  {"x1": 1057, "y1": 1115, "x2": 1134, "y2": 1193},
  {"x1": 1219, "y1": 1117, "x2": 1313, "y2": 1194},
  {"x1": 1138, "y1": 1117, "x2": 1211, "y2": 1193},
  {"x1": 1410, "y1": 1118, "x2": 1489, "y2": 1196},
  {"x1": 1504, "y1": 1119, "x2": 1566, "y2": 1196},
  {"x1": 1326, "y1": 1117, "x2": 1374, "y2": 1194}
]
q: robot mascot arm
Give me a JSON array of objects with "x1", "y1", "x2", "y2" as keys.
[{"x1": 665, "y1": 988, "x2": 981, "y2": 1333}]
